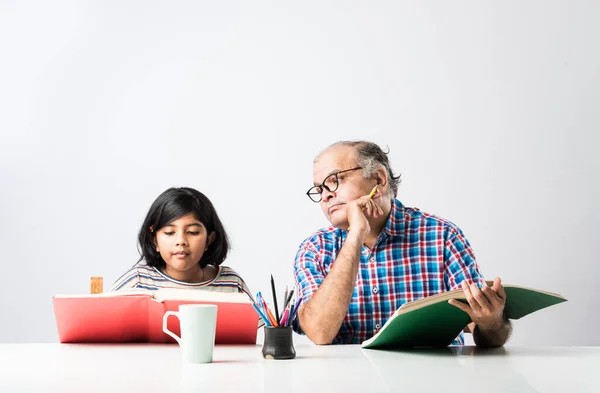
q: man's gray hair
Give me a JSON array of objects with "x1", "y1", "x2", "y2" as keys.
[{"x1": 315, "y1": 140, "x2": 402, "y2": 197}]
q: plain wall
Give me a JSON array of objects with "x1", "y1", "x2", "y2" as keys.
[{"x1": 1, "y1": 0, "x2": 598, "y2": 345}]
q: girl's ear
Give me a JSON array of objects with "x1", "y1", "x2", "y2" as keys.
[
  {"x1": 150, "y1": 229, "x2": 159, "y2": 251},
  {"x1": 206, "y1": 232, "x2": 216, "y2": 250}
]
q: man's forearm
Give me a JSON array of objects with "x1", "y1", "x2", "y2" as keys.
[
  {"x1": 473, "y1": 320, "x2": 512, "y2": 348},
  {"x1": 298, "y1": 234, "x2": 363, "y2": 345}
]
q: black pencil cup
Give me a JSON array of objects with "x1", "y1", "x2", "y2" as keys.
[{"x1": 262, "y1": 326, "x2": 296, "y2": 360}]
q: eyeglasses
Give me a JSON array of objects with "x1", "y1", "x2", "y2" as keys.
[{"x1": 306, "y1": 166, "x2": 363, "y2": 203}]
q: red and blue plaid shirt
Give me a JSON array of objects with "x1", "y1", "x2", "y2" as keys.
[{"x1": 293, "y1": 199, "x2": 486, "y2": 345}]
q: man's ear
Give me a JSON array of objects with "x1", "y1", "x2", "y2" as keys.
[
  {"x1": 374, "y1": 167, "x2": 388, "y2": 192},
  {"x1": 206, "y1": 232, "x2": 216, "y2": 250}
]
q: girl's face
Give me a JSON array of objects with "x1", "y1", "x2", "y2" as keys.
[{"x1": 154, "y1": 213, "x2": 215, "y2": 275}]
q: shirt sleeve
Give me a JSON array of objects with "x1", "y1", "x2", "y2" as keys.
[
  {"x1": 111, "y1": 268, "x2": 140, "y2": 291},
  {"x1": 237, "y1": 275, "x2": 254, "y2": 298},
  {"x1": 291, "y1": 238, "x2": 325, "y2": 334},
  {"x1": 224, "y1": 267, "x2": 265, "y2": 329},
  {"x1": 443, "y1": 227, "x2": 486, "y2": 291}
]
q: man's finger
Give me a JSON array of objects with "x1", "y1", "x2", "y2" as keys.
[
  {"x1": 449, "y1": 299, "x2": 472, "y2": 316},
  {"x1": 493, "y1": 277, "x2": 506, "y2": 299},
  {"x1": 470, "y1": 282, "x2": 492, "y2": 310},
  {"x1": 369, "y1": 200, "x2": 378, "y2": 217},
  {"x1": 461, "y1": 281, "x2": 481, "y2": 311},
  {"x1": 481, "y1": 285, "x2": 503, "y2": 308},
  {"x1": 364, "y1": 200, "x2": 380, "y2": 218},
  {"x1": 356, "y1": 197, "x2": 370, "y2": 212},
  {"x1": 365, "y1": 202, "x2": 372, "y2": 216}
]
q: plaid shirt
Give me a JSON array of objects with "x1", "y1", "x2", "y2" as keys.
[{"x1": 293, "y1": 199, "x2": 486, "y2": 345}]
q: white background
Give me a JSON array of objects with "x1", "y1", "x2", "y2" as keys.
[{"x1": 1, "y1": 1, "x2": 598, "y2": 345}]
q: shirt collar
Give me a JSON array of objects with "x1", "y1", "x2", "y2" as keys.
[{"x1": 382, "y1": 198, "x2": 405, "y2": 237}]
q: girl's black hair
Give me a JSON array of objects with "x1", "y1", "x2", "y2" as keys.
[{"x1": 138, "y1": 187, "x2": 230, "y2": 268}]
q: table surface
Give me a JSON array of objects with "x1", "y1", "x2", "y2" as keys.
[{"x1": 1, "y1": 343, "x2": 598, "y2": 393}]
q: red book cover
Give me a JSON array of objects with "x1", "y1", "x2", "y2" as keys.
[{"x1": 53, "y1": 289, "x2": 259, "y2": 344}]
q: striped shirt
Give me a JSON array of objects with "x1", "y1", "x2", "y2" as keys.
[
  {"x1": 293, "y1": 199, "x2": 486, "y2": 345},
  {"x1": 111, "y1": 261, "x2": 253, "y2": 299}
]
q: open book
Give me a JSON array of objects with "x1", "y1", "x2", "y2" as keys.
[
  {"x1": 361, "y1": 282, "x2": 567, "y2": 349},
  {"x1": 53, "y1": 288, "x2": 259, "y2": 344}
]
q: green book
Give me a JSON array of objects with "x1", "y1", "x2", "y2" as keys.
[{"x1": 360, "y1": 283, "x2": 567, "y2": 349}]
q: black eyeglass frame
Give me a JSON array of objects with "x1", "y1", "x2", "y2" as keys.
[{"x1": 305, "y1": 166, "x2": 363, "y2": 203}]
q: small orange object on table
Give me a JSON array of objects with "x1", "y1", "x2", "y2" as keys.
[{"x1": 90, "y1": 277, "x2": 103, "y2": 294}]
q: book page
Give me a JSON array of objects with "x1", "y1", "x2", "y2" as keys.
[
  {"x1": 53, "y1": 288, "x2": 153, "y2": 298},
  {"x1": 395, "y1": 283, "x2": 566, "y2": 316},
  {"x1": 503, "y1": 284, "x2": 565, "y2": 299},
  {"x1": 151, "y1": 288, "x2": 253, "y2": 303},
  {"x1": 395, "y1": 288, "x2": 466, "y2": 315}
]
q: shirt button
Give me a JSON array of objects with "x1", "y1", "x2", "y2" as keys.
[
  {"x1": 375, "y1": 323, "x2": 381, "y2": 330},
  {"x1": 372, "y1": 287, "x2": 378, "y2": 294},
  {"x1": 370, "y1": 256, "x2": 375, "y2": 262}
]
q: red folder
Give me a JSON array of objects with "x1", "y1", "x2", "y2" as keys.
[{"x1": 52, "y1": 289, "x2": 259, "y2": 344}]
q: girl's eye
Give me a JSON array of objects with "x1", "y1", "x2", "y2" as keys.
[
  {"x1": 164, "y1": 231, "x2": 175, "y2": 236},
  {"x1": 187, "y1": 231, "x2": 200, "y2": 235}
]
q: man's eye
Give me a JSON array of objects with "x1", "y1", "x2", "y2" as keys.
[{"x1": 325, "y1": 174, "x2": 337, "y2": 185}]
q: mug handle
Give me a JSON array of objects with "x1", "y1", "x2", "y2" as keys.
[{"x1": 162, "y1": 311, "x2": 182, "y2": 344}]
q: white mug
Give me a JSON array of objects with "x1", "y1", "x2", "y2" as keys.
[{"x1": 163, "y1": 304, "x2": 218, "y2": 364}]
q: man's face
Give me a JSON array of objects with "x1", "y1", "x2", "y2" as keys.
[{"x1": 312, "y1": 146, "x2": 377, "y2": 227}]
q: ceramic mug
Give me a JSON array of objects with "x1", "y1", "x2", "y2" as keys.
[{"x1": 163, "y1": 304, "x2": 218, "y2": 364}]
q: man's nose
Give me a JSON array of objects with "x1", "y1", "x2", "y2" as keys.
[{"x1": 321, "y1": 188, "x2": 335, "y2": 203}]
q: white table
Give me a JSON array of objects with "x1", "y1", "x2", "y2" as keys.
[{"x1": 0, "y1": 344, "x2": 598, "y2": 393}]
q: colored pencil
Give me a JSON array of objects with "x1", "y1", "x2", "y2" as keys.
[{"x1": 270, "y1": 275, "x2": 280, "y2": 322}]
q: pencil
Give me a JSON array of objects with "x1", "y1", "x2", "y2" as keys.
[
  {"x1": 252, "y1": 303, "x2": 272, "y2": 327},
  {"x1": 263, "y1": 299, "x2": 279, "y2": 327},
  {"x1": 270, "y1": 275, "x2": 280, "y2": 323},
  {"x1": 288, "y1": 297, "x2": 302, "y2": 325},
  {"x1": 283, "y1": 289, "x2": 295, "y2": 310},
  {"x1": 258, "y1": 292, "x2": 278, "y2": 326},
  {"x1": 368, "y1": 184, "x2": 378, "y2": 198},
  {"x1": 279, "y1": 303, "x2": 291, "y2": 326},
  {"x1": 287, "y1": 302, "x2": 295, "y2": 327}
]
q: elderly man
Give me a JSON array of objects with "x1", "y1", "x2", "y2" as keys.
[{"x1": 293, "y1": 141, "x2": 511, "y2": 347}]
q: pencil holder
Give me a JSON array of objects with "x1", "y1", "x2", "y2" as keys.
[{"x1": 262, "y1": 326, "x2": 296, "y2": 360}]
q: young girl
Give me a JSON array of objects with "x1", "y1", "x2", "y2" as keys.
[{"x1": 112, "y1": 187, "x2": 252, "y2": 298}]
